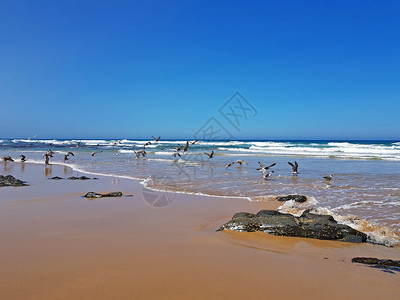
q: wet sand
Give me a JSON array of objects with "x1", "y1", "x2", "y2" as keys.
[{"x1": 1, "y1": 163, "x2": 399, "y2": 299}]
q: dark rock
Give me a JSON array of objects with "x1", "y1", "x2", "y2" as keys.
[
  {"x1": 0, "y1": 175, "x2": 28, "y2": 187},
  {"x1": 83, "y1": 191, "x2": 123, "y2": 198},
  {"x1": 68, "y1": 176, "x2": 92, "y2": 180},
  {"x1": 219, "y1": 209, "x2": 367, "y2": 243},
  {"x1": 352, "y1": 257, "x2": 400, "y2": 269},
  {"x1": 49, "y1": 176, "x2": 64, "y2": 180},
  {"x1": 276, "y1": 194, "x2": 308, "y2": 203}
]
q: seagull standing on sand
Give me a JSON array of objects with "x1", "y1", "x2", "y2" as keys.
[
  {"x1": 2, "y1": 156, "x2": 14, "y2": 162},
  {"x1": 204, "y1": 150, "x2": 214, "y2": 159},
  {"x1": 288, "y1": 161, "x2": 299, "y2": 174}
]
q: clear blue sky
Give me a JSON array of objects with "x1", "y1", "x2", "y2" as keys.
[{"x1": 1, "y1": 0, "x2": 399, "y2": 140}]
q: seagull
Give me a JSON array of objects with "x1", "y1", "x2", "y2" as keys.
[
  {"x1": 152, "y1": 136, "x2": 161, "y2": 142},
  {"x1": 256, "y1": 162, "x2": 276, "y2": 171},
  {"x1": 175, "y1": 144, "x2": 184, "y2": 152},
  {"x1": 144, "y1": 141, "x2": 152, "y2": 148},
  {"x1": 63, "y1": 155, "x2": 69, "y2": 162},
  {"x1": 323, "y1": 174, "x2": 333, "y2": 181},
  {"x1": 183, "y1": 141, "x2": 190, "y2": 152},
  {"x1": 1, "y1": 156, "x2": 14, "y2": 162},
  {"x1": 204, "y1": 151, "x2": 214, "y2": 159},
  {"x1": 226, "y1": 162, "x2": 235, "y2": 169},
  {"x1": 173, "y1": 152, "x2": 181, "y2": 158},
  {"x1": 288, "y1": 161, "x2": 299, "y2": 174},
  {"x1": 263, "y1": 170, "x2": 274, "y2": 179},
  {"x1": 67, "y1": 152, "x2": 75, "y2": 156},
  {"x1": 235, "y1": 160, "x2": 247, "y2": 165},
  {"x1": 134, "y1": 150, "x2": 146, "y2": 159},
  {"x1": 43, "y1": 152, "x2": 53, "y2": 165},
  {"x1": 91, "y1": 151, "x2": 102, "y2": 156},
  {"x1": 20, "y1": 155, "x2": 26, "y2": 162},
  {"x1": 190, "y1": 139, "x2": 199, "y2": 145}
]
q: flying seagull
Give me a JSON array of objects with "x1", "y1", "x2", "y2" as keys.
[
  {"x1": 91, "y1": 151, "x2": 102, "y2": 157},
  {"x1": 226, "y1": 162, "x2": 235, "y2": 169},
  {"x1": 288, "y1": 161, "x2": 299, "y2": 174},
  {"x1": 236, "y1": 160, "x2": 247, "y2": 165},
  {"x1": 152, "y1": 136, "x2": 161, "y2": 142},
  {"x1": 190, "y1": 139, "x2": 199, "y2": 145},
  {"x1": 183, "y1": 141, "x2": 190, "y2": 152},
  {"x1": 204, "y1": 151, "x2": 214, "y2": 159},
  {"x1": 256, "y1": 162, "x2": 276, "y2": 171},
  {"x1": 173, "y1": 152, "x2": 181, "y2": 158},
  {"x1": 20, "y1": 155, "x2": 26, "y2": 162},
  {"x1": 1, "y1": 156, "x2": 14, "y2": 162},
  {"x1": 262, "y1": 170, "x2": 274, "y2": 179}
]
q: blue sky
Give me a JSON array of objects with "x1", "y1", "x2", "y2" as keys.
[{"x1": 0, "y1": 0, "x2": 399, "y2": 140}]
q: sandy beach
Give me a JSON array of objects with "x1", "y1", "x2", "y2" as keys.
[{"x1": 1, "y1": 163, "x2": 399, "y2": 299}]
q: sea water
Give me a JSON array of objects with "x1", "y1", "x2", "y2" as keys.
[{"x1": 1, "y1": 138, "x2": 399, "y2": 245}]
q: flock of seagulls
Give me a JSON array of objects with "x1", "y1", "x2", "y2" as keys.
[{"x1": 1, "y1": 138, "x2": 335, "y2": 182}]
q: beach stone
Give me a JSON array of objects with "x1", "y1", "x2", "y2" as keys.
[
  {"x1": 276, "y1": 194, "x2": 307, "y2": 203},
  {"x1": 68, "y1": 176, "x2": 92, "y2": 180},
  {"x1": 83, "y1": 191, "x2": 123, "y2": 198},
  {"x1": 352, "y1": 257, "x2": 400, "y2": 269},
  {"x1": 0, "y1": 175, "x2": 28, "y2": 187},
  {"x1": 218, "y1": 209, "x2": 367, "y2": 243}
]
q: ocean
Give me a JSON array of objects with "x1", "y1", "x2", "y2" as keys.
[{"x1": 1, "y1": 138, "x2": 400, "y2": 246}]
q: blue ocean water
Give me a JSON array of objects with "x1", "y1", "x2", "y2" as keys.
[{"x1": 1, "y1": 138, "x2": 400, "y2": 245}]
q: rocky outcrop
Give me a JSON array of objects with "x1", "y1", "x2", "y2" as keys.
[
  {"x1": 83, "y1": 191, "x2": 123, "y2": 198},
  {"x1": 276, "y1": 194, "x2": 307, "y2": 203},
  {"x1": 352, "y1": 257, "x2": 400, "y2": 269},
  {"x1": 218, "y1": 209, "x2": 367, "y2": 243},
  {"x1": 0, "y1": 175, "x2": 28, "y2": 187}
]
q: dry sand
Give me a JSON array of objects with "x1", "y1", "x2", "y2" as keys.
[{"x1": 0, "y1": 163, "x2": 399, "y2": 299}]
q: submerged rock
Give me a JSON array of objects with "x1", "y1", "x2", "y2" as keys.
[
  {"x1": 0, "y1": 175, "x2": 28, "y2": 187},
  {"x1": 83, "y1": 191, "x2": 123, "y2": 198},
  {"x1": 68, "y1": 176, "x2": 92, "y2": 180},
  {"x1": 352, "y1": 257, "x2": 400, "y2": 269},
  {"x1": 218, "y1": 209, "x2": 367, "y2": 243},
  {"x1": 276, "y1": 194, "x2": 307, "y2": 203}
]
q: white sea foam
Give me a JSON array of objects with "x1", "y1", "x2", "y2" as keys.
[{"x1": 278, "y1": 201, "x2": 400, "y2": 246}]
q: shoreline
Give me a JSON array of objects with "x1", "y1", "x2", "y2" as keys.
[
  {"x1": 1, "y1": 163, "x2": 400, "y2": 299},
  {"x1": 5, "y1": 160, "x2": 400, "y2": 246}
]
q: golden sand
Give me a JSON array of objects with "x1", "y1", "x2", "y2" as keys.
[{"x1": 0, "y1": 163, "x2": 399, "y2": 299}]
